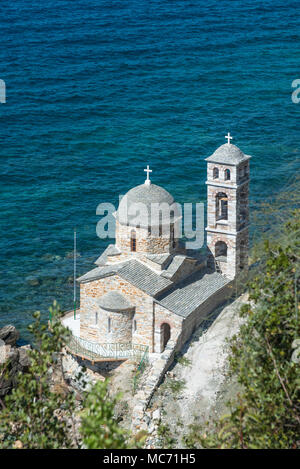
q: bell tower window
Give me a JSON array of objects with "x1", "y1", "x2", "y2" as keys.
[
  {"x1": 224, "y1": 169, "x2": 231, "y2": 180},
  {"x1": 213, "y1": 167, "x2": 219, "y2": 179},
  {"x1": 216, "y1": 193, "x2": 228, "y2": 221}
]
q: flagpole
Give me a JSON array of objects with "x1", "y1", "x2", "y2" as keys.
[{"x1": 74, "y1": 229, "x2": 76, "y2": 320}]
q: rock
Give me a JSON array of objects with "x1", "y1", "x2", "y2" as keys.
[
  {"x1": 0, "y1": 330, "x2": 31, "y2": 397},
  {"x1": 152, "y1": 408, "x2": 161, "y2": 423},
  {"x1": 6, "y1": 347, "x2": 19, "y2": 365},
  {"x1": 0, "y1": 339, "x2": 6, "y2": 364},
  {"x1": 0, "y1": 349, "x2": 18, "y2": 396},
  {"x1": 0, "y1": 325, "x2": 20, "y2": 346},
  {"x1": 18, "y1": 348, "x2": 30, "y2": 370},
  {"x1": 148, "y1": 424, "x2": 155, "y2": 434}
]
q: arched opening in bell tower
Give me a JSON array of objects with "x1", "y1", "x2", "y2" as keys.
[
  {"x1": 213, "y1": 167, "x2": 219, "y2": 179},
  {"x1": 224, "y1": 169, "x2": 231, "y2": 180},
  {"x1": 215, "y1": 241, "x2": 227, "y2": 261},
  {"x1": 216, "y1": 193, "x2": 228, "y2": 221}
]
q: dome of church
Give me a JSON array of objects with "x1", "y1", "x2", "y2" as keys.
[
  {"x1": 116, "y1": 182, "x2": 177, "y2": 227},
  {"x1": 97, "y1": 291, "x2": 133, "y2": 312},
  {"x1": 206, "y1": 143, "x2": 251, "y2": 165}
]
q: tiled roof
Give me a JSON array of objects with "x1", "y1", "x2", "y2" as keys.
[
  {"x1": 78, "y1": 259, "x2": 173, "y2": 297},
  {"x1": 77, "y1": 263, "x2": 124, "y2": 283},
  {"x1": 97, "y1": 291, "x2": 133, "y2": 312},
  {"x1": 146, "y1": 253, "x2": 171, "y2": 266},
  {"x1": 161, "y1": 255, "x2": 186, "y2": 279},
  {"x1": 205, "y1": 143, "x2": 251, "y2": 165},
  {"x1": 156, "y1": 270, "x2": 231, "y2": 317},
  {"x1": 95, "y1": 244, "x2": 120, "y2": 266},
  {"x1": 117, "y1": 260, "x2": 173, "y2": 297}
]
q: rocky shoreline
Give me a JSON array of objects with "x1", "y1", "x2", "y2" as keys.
[{"x1": 0, "y1": 325, "x2": 31, "y2": 397}]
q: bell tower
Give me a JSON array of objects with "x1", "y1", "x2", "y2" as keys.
[{"x1": 205, "y1": 133, "x2": 251, "y2": 279}]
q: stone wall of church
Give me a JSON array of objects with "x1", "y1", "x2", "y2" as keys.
[
  {"x1": 178, "y1": 281, "x2": 233, "y2": 348},
  {"x1": 96, "y1": 306, "x2": 134, "y2": 344},
  {"x1": 206, "y1": 159, "x2": 250, "y2": 280},
  {"x1": 207, "y1": 162, "x2": 237, "y2": 184},
  {"x1": 153, "y1": 303, "x2": 183, "y2": 353},
  {"x1": 206, "y1": 229, "x2": 249, "y2": 279},
  {"x1": 236, "y1": 183, "x2": 249, "y2": 230},
  {"x1": 80, "y1": 275, "x2": 155, "y2": 350},
  {"x1": 206, "y1": 232, "x2": 236, "y2": 279},
  {"x1": 207, "y1": 161, "x2": 249, "y2": 186},
  {"x1": 115, "y1": 221, "x2": 176, "y2": 255},
  {"x1": 207, "y1": 185, "x2": 237, "y2": 232}
]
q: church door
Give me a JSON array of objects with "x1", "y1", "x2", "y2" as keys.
[{"x1": 161, "y1": 323, "x2": 171, "y2": 352}]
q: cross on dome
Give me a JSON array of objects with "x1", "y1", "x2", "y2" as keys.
[
  {"x1": 225, "y1": 132, "x2": 233, "y2": 144},
  {"x1": 144, "y1": 165, "x2": 152, "y2": 185}
]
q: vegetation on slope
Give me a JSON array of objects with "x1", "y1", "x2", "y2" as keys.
[
  {"x1": 0, "y1": 303, "x2": 128, "y2": 449},
  {"x1": 185, "y1": 208, "x2": 300, "y2": 449}
]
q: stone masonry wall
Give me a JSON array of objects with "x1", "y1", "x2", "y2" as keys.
[
  {"x1": 80, "y1": 276, "x2": 186, "y2": 352},
  {"x1": 178, "y1": 282, "x2": 234, "y2": 346},
  {"x1": 80, "y1": 275, "x2": 154, "y2": 350},
  {"x1": 206, "y1": 160, "x2": 250, "y2": 280},
  {"x1": 153, "y1": 303, "x2": 183, "y2": 353},
  {"x1": 207, "y1": 162, "x2": 237, "y2": 184},
  {"x1": 206, "y1": 231, "x2": 237, "y2": 279},
  {"x1": 96, "y1": 306, "x2": 134, "y2": 344},
  {"x1": 207, "y1": 185, "x2": 237, "y2": 231},
  {"x1": 115, "y1": 220, "x2": 176, "y2": 255}
]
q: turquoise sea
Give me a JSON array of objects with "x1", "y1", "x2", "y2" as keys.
[{"x1": 0, "y1": 0, "x2": 299, "y2": 341}]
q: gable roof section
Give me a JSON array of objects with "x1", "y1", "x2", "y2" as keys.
[
  {"x1": 205, "y1": 143, "x2": 251, "y2": 166},
  {"x1": 161, "y1": 255, "x2": 187, "y2": 280},
  {"x1": 95, "y1": 244, "x2": 121, "y2": 266},
  {"x1": 97, "y1": 291, "x2": 133, "y2": 312},
  {"x1": 156, "y1": 271, "x2": 231, "y2": 318},
  {"x1": 77, "y1": 263, "x2": 124, "y2": 283},
  {"x1": 146, "y1": 253, "x2": 171, "y2": 267},
  {"x1": 78, "y1": 259, "x2": 173, "y2": 297},
  {"x1": 117, "y1": 260, "x2": 173, "y2": 297}
]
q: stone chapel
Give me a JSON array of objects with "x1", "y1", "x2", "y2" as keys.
[{"x1": 76, "y1": 135, "x2": 251, "y2": 354}]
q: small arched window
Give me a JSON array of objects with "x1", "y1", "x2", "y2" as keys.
[
  {"x1": 95, "y1": 312, "x2": 98, "y2": 325},
  {"x1": 216, "y1": 192, "x2": 228, "y2": 220},
  {"x1": 133, "y1": 320, "x2": 137, "y2": 332},
  {"x1": 213, "y1": 167, "x2": 219, "y2": 179},
  {"x1": 224, "y1": 169, "x2": 231, "y2": 181},
  {"x1": 108, "y1": 317, "x2": 111, "y2": 332},
  {"x1": 130, "y1": 230, "x2": 136, "y2": 252}
]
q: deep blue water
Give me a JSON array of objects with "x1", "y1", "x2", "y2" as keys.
[{"x1": 0, "y1": 0, "x2": 299, "y2": 341}]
